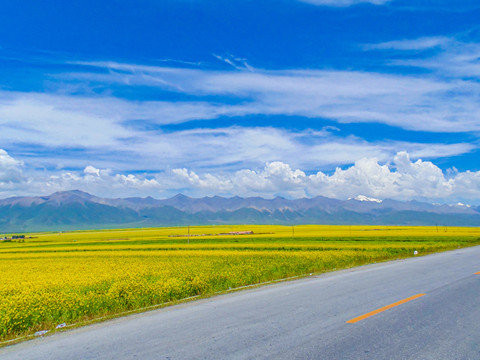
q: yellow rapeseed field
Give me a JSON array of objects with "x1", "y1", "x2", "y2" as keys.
[{"x1": 1, "y1": 225, "x2": 479, "y2": 341}]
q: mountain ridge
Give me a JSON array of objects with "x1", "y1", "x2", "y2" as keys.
[{"x1": 0, "y1": 190, "x2": 479, "y2": 232}]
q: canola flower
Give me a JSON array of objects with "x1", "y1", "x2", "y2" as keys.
[{"x1": 1, "y1": 225, "x2": 479, "y2": 341}]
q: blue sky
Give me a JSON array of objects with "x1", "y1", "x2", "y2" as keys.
[{"x1": 1, "y1": 0, "x2": 480, "y2": 203}]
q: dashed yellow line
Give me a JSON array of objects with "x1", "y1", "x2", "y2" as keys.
[{"x1": 346, "y1": 294, "x2": 426, "y2": 324}]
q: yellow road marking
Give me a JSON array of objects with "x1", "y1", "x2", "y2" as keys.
[{"x1": 346, "y1": 293, "x2": 426, "y2": 324}]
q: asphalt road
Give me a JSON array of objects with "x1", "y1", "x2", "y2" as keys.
[{"x1": 2, "y1": 246, "x2": 480, "y2": 360}]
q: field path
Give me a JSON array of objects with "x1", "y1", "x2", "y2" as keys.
[{"x1": 2, "y1": 245, "x2": 480, "y2": 359}]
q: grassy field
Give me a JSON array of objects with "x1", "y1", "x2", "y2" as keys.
[{"x1": 1, "y1": 225, "x2": 479, "y2": 342}]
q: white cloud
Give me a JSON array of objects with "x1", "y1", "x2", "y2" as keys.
[
  {"x1": 2, "y1": 150, "x2": 480, "y2": 204},
  {"x1": 0, "y1": 92, "x2": 133, "y2": 148},
  {"x1": 0, "y1": 84, "x2": 476, "y2": 193},
  {"x1": 368, "y1": 37, "x2": 480, "y2": 79},
  {"x1": 61, "y1": 60, "x2": 480, "y2": 134},
  {"x1": 1, "y1": 42, "x2": 479, "y2": 188},
  {"x1": 298, "y1": 0, "x2": 390, "y2": 7},
  {"x1": 0, "y1": 149, "x2": 24, "y2": 184},
  {"x1": 169, "y1": 151, "x2": 480, "y2": 203},
  {"x1": 2, "y1": 93, "x2": 473, "y2": 174},
  {"x1": 84, "y1": 165, "x2": 101, "y2": 177},
  {"x1": 365, "y1": 37, "x2": 450, "y2": 51},
  {"x1": 172, "y1": 168, "x2": 232, "y2": 191}
]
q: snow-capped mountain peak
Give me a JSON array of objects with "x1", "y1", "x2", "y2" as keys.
[
  {"x1": 350, "y1": 195, "x2": 383, "y2": 203},
  {"x1": 454, "y1": 202, "x2": 471, "y2": 208}
]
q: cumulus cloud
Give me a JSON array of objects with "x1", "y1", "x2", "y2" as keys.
[
  {"x1": 172, "y1": 168, "x2": 232, "y2": 192},
  {"x1": 308, "y1": 152, "x2": 454, "y2": 200},
  {"x1": 0, "y1": 149, "x2": 24, "y2": 184},
  {"x1": 84, "y1": 166, "x2": 101, "y2": 177},
  {"x1": 2, "y1": 150, "x2": 479, "y2": 204},
  {"x1": 169, "y1": 151, "x2": 480, "y2": 203}
]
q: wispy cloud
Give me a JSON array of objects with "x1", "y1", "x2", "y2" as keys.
[
  {"x1": 57, "y1": 60, "x2": 480, "y2": 134},
  {"x1": 2, "y1": 49, "x2": 479, "y2": 174},
  {"x1": 364, "y1": 37, "x2": 451, "y2": 51},
  {"x1": 0, "y1": 94, "x2": 474, "y2": 173},
  {"x1": 366, "y1": 36, "x2": 480, "y2": 79},
  {"x1": 212, "y1": 54, "x2": 255, "y2": 71},
  {"x1": 298, "y1": 0, "x2": 391, "y2": 7}
]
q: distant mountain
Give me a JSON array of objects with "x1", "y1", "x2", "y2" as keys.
[{"x1": 0, "y1": 190, "x2": 479, "y2": 232}]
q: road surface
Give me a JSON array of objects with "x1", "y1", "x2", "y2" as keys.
[{"x1": 2, "y1": 246, "x2": 480, "y2": 359}]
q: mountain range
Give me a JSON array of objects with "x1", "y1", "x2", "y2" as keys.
[{"x1": 0, "y1": 190, "x2": 479, "y2": 232}]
